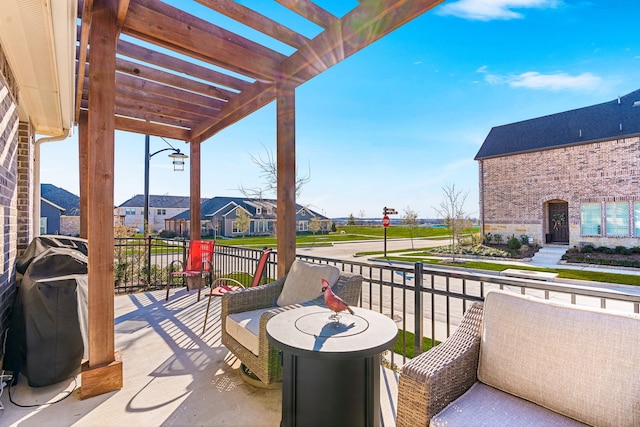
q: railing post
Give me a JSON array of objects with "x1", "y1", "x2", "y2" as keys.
[
  {"x1": 414, "y1": 262, "x2": 424, "y2": 356},
  {"x1": 146, "y1": 236, "x2": 152, "y2": 286}
]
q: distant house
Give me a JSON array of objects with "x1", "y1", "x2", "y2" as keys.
[
  {"x1": 475, "y1": 89, "x2": 640, "y2": 248},
  {"x1": 40, "y1": 184, "x2": 80, "y2": 235},
  {"x1": 165, "y1": 196, "x2": 331, "y2": 238},
  {"x1": 114, "y1": 195, "x2": 196, "y2": 233}
]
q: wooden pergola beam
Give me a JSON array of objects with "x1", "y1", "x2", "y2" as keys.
[
  {"x1": 117, "y1": 39, "x2": 250, "y2": 92},
  {"x1": 276, "y1": 80, "x2": 296, "y2": 276},
  {"x1": 196, "y1": 0, "x2": 310, "y2": 50},
  {"x1": 123, "y1": 0, "x2": 283, "y2": 81},
  {"x1": 276, "y1": 0, "x2": 338, "y2": 29},
  {"x1": 190, "y1": 142, "x2": 201, "y2": 241},
  {"x1": 114, "y1": 116, "x2": 191, "y2": 140},
  {"x1": 82, "y1": 0, "x2": 122, "y2": 400},
  {"x1": 284, "y1": 0, "x2": 444, "y2": 82}
]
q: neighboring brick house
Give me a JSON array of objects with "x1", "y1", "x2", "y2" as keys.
[
  {"x1": 475, "y1": 89, "x2": 640, "y2": 248},
  {"x1": 165, "y1": 196, "x2": 331, "y2": 238},
  {"x1": 40, "y1": 183, "x2": 80, "y2": 235},
  {"x1": 114, "y1": 195, "x2": 199, "y2": 233}
]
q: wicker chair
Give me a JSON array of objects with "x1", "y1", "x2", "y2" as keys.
[
  {"x1": 396, "y1": 302, "x2": 484, "y2": 427},
  {"x1": 221, "y1": 271, "x2": 363, "y2": 385}
]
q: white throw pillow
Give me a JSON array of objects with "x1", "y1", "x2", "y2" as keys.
[{"x1": 276, "y1": 260, "x2": 340, "y2": 307}]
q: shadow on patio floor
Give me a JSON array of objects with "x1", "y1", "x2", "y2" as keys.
[{"x1": 0, "y1": 288, "x2": 398, "y2": 426}]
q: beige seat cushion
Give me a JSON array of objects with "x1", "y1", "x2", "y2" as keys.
[
  {"x1": 478, "y1": 290, "x2": 640, "y2": 427},
  {"x1": 431, "y1": 382, "x2": 587, "y2": 427},
  {"x1": 276, "y1": 260, "x2": 340, "y2": 307},
  {"x1": 226, "y1": 308, "x2": 272, "y2": 356}
]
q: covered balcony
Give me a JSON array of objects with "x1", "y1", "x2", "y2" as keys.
[{"x1": 1, "y1": 1, "x2": 639, "y2": 426}]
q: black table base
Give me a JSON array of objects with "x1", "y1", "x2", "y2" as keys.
[{"x1": 280, "y1": 352, "x2": 381, "y2": 427}]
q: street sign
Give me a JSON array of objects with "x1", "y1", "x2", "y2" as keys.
[
  {"x1": 383, "y1": 207, "x2": 398, "y2": 215},
  {"x1": 382, "y1": 215, "x2": 390, "y2": 227}
]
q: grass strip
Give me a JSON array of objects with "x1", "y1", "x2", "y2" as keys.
[
  {"x1": 394, "y1": 329, "x2": 440, "y2": 359},
  {"x1": 380, "y1": 256, "x2": 640, "y2": 286}
]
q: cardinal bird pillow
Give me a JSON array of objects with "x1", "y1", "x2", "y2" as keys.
[{"x1": 277, "y1": 260, "x2": 340, "y2": 307}]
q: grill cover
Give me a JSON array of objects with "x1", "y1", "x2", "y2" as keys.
[{"x1": 3, "y1": 236, "x2": 88, "y2": 387}]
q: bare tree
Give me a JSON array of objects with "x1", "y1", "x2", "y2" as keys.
[
  {"x1": 238, "y1": 144, "x2": 310, "y2": 199},
  {"x1": 402, "y1": 206, "x2": 419, "y2": 249},
  {"x1": 309, "y1": 217, "x2": 321, "y2": 235},
  {"x1": 359, "y1": 209, "x2": 366, "y2": 225},
  {"x1": 235, "y1": 208, "x2": 251, "y2": 240},
  {"x1": 434, "y1": 183, "x2": 469, "y2": 262}
]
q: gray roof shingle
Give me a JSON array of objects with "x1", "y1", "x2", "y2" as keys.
[
  {"x1": 118, "y1": 195, "x2": 202, "y2": 209},
  {"x1": 41, "y1": 184, "x2": 80, "y2": 216},
  {"x1": 475, "y1": 89, "x2": 640, "y2": 160}
]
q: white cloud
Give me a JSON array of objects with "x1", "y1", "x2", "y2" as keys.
[
  {"x1": 438, "y1": 0, "x2": 559, "y2": 21},
  {"x1": 488, "y1": 71, "x2": 602, "y2": 91}
]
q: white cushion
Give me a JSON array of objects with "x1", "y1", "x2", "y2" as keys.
[
  {"x1": 431, "y1": 382, "x2": 587, "y2": 427},
  {"x1": 226, "y1": 308, "x2": 272, "y2": 356},
  {"x1": 276, "y1": 261, "x2": 340, "y2": 307},
  {"x1": 478, "y1": 290, "x2": 640, "y2": 427}
]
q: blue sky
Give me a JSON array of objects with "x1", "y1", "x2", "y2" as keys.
[{"x1": 41, "y1": 0, "x2": 639, "y2": 219}]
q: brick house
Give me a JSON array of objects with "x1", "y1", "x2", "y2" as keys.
[
  {"x1": 165, "y1": 196, "x2": 331, "y2": 238},
  {"x1": 475, "y1": 89, "x2": 640, "y2": 248}
]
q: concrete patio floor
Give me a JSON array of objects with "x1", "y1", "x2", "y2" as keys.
[{"x1": 0, "y1": 288, "x2": 399, "y2": 426}]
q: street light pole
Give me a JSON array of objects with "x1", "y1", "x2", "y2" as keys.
[
  {"x1": 144, "y1": 134, "x2": 151, "y2": 237},
  {"x1": 143, "y1": 135, "x2": 188, "y2": 237}
]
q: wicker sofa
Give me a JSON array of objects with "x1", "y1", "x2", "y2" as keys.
[
  {"x1": 397, "y1": 290, "x2": 640, "y2": 427},
  {"x1": 221, "y1": 261, "x2": 362, "y2": 385}
]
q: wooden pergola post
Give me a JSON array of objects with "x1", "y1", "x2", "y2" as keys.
[
  {"x1": 82, "y1": 0, "x2": 123, "y2": 399},
  {"x1": 276, "y1": 80, "x2": 296, "y2": 277},
  {"x1": 190, "y1": 141, "x2": 201, "y2": 240},
  {"x1": 78, "y1": 110, "x2": 89, "y2": 239}
]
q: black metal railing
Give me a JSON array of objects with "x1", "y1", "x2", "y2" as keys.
[{"x1": 114, "y1": 240, "x2": 640, "y2": 368}]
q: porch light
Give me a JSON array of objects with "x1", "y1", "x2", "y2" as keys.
[{"x1": 168, "y1": 151, "x2": 188, "y2": 171}]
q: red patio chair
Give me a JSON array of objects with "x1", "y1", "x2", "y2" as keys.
[
  {"x1": 202, "y1": 248, "x2": 272, "y2": 333},
  {"x1": 166, "y1": 240, "x2": 215, "y2": 302}
]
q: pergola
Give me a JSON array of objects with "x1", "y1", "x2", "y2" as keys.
[{"x1": 76, "y1": 0, "x2": 442, "y2": 398}]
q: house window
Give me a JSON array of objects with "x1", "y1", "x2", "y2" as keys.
[
  {"x1": 157, "y1": 208, "x2": 166, "y2": 215},
  {"x1": 297, "y1": 221, "x2": 308, "y2": 231},
  {"x1": 605, "y1": 202, "x2": 629, "y2": 236},
  {"x1": 256, "y1": 207, "x2": 262, "y2": 215},
  {"x1": 232, "y1": 221, "x2": 241, "y2": 233},
  {"x1": 635, "y1": 202, "x2": 640, "y2": 237},
  {"x1": 125, "y1": 208, "x2": 135, "y2": 215},
  {"x1": 40, "y1": 217, "x2": 47, "y2": 234},
  {"x1": 580, "y1": 203, "x2": 601, "y2": 235},
  {"x1": 254, "y1": 220, "x2": 267, "y2": 233}
]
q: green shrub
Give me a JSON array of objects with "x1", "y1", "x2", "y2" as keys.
[
  {"x1": 615, "y1": 246, "x2": 630, "y2": 255},
  {"x1": 581, "y1": 245, "x2": 594, "y2": 253},
  {"x1": 508, "y1": 235, "x2": 521, "y2": 250},
  {"x1": 158, "y1": 229, "x2": 176, "y2": 238}
]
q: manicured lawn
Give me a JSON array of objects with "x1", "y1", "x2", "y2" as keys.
[
  {"x1": 210, "y1": 225, "x2": 460, "y2": 248},
  {"x1": 381, "y1": 255, "x2": 640, "y2": 286}
]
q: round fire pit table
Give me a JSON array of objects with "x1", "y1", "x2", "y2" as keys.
[{"x1": 266, "y1": 305, "x2": 398, "y2": 427}]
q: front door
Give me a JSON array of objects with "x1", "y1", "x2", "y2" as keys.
[{"x1": 548, "y1": 202, "x2": 569, "y2": 243}]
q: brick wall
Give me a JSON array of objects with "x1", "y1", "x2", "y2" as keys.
[
  {"x1": 0, "y1": 50, "x2": 19, "y2": 337},
  {"x1": 479, "y1": 137, "x2": 640, "y2": 247},
  {"x1": 60, "y1": 216, "x2": 81, "y2": 236},
  {"x1": 17, "y1": 121, "x2": 33, "y2": 253}
]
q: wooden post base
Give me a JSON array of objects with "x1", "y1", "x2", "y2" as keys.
[{"x1": 80, "y1": 351, "x2": 123, "y2": 399}]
